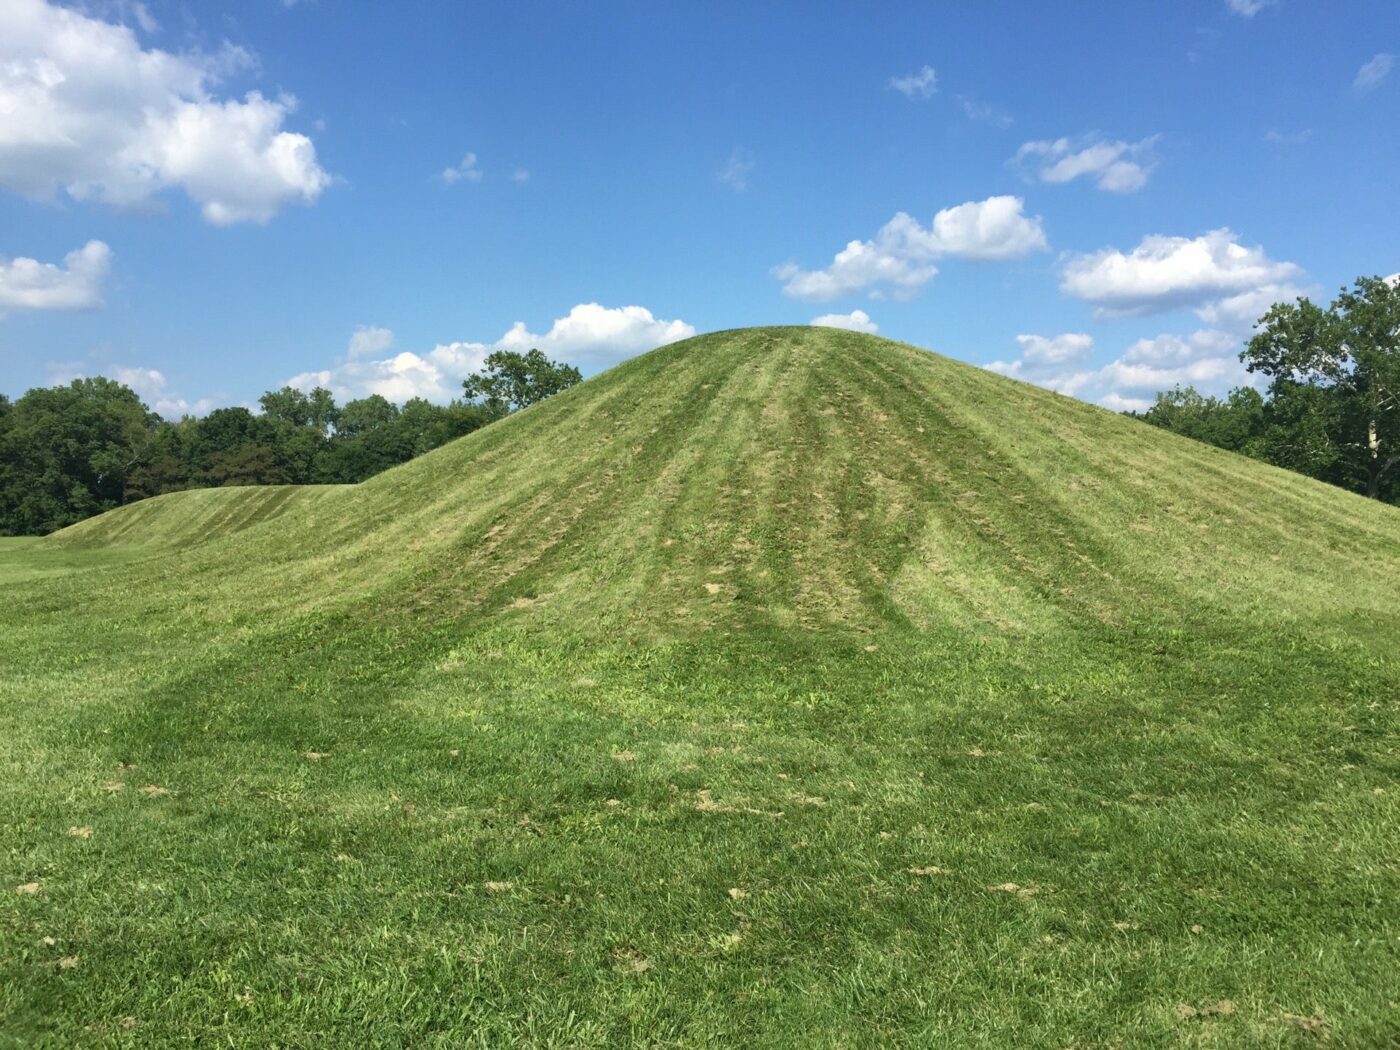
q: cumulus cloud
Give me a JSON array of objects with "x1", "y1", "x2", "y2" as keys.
[
  {"x1": 888, "y1": 65, "x2": 937, "y2": 99},
  {"x1": 810, "y1": 309, "x2": 878, "y2": 334},
  {"x1": 985, "y1": 333, "x2": 1097, "y2": 396},
  {"x1": 440, "y1": 153, "x2": 482, "y2": 184},
  {"x1": 717, "y1": 147, "x2": 755, "y2": 191},
  {"x1": 1225, "y1": 0, "x2": 1275, "y2": 16},
  {"x1": 287, "y1": 304, "x2": 696, "y2": 403},
  {"x1": 510, "y1": 169, "x2": 530, "y2": 183},
  {"x1": 1354, "y1": 53, "x2": 1394, "y2": 95},
  {"x1": 986, "y1": 328, "x2": 1252, "y2": 411},
  {"x1": 774, "y1": 196, "x2": 1047, "y2": 302},
  {"x1": 1060, "y1": 228, "x2": 1302, "y2": 317},
  {"x1": 0, "y1": 0, "x2": 330, "y2": 224},
  {"x1": 930, "y1": 196, "x2": 1048, "y2": 260},
  {"x1": 1014, "y1": 134, "x2": 1159, "y2": 193},
  {"x1": 0, "y1": 240, "x2": 111, "y2": 313}
]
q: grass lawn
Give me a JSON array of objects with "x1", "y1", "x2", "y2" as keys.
[{"x1": 3, "y1": 328, "x2": 1398, "y2": 1047}]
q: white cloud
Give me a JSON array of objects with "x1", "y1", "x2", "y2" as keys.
[
  {"x1": 510, "y1": 169, "x2": 530, "y2": 183},
  {"x1": 929, "y1": 196, "x2": 1048, "y2": 260},
  {"x1": 440, "y1": 153, "x2": 482, "y2": 184},
  {"x1": 957, "y1": 95, "x2": 1013, "y2": 127},
  {"x1": 287, "y1": 304, "x2": 696, "y2": 403},
  {"x1": 774, "y1": 196, "x2": 1047, "y2": 301},
  {"x1": 986, "y1": 327, "x2": 1253, "y2": 410},
  {"x1": 1014, "y1": 135, "x2": 1159, "y2": 193},
  {"x1": 44, "y1": 360, "x2": 219, "y2": 417},
  {"x1": 109, "y1": 365, "x2": 217, "y2": 418},
  {"x1": 1060, "y1": 228, "x2": 1302, "y2": 317},
  {"x1": 0, "y1": 240, "x2": 111, "y2": 313},
  {"x1": 888, "y1": 65, "x2": 937, "y2": 100},
  {"x1": 1015, "y1": 332, "x2": 1094, "y2": 367},
  {"x1": 1193, "y1": 281, "x2": 1309, "y2": 331},
  {"x1": 1354, "y1": 53, "x2": 1394, "y2": 95},
  {"x1": 810, "y1": 309, "x2": 878, "y2": 334},
  {"x1": 985, "y1": 333, "x2": 1097, "y2": 396},
  {"x1": 717, "y1": 147, "x2": 754, "y2": 191},
  {"x1": 0, "y1": 0, "x2": 330, "y2": 224},
  {"x1": 1225, "y1": 0, "x2": 1275, "y2": 16},
  {"x1": 347, "y1": 325, "x2": 395, "y2": 359}
]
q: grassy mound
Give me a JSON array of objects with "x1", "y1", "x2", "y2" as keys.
[
  {"x1": 3, "y1": 327, "x2": 1398, "y2": 1046},
  {"x1": 49, "y1": 484, "x2": 349, "y2": 551}
]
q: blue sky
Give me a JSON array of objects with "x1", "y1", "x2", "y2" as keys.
[{"x1": 1, "y1": 0, "x2": 1396, "y2": 416}]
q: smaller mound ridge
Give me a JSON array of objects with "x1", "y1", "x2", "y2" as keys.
[{"x1": 50, "y1": 484, "x2": 349, "y2": 550}]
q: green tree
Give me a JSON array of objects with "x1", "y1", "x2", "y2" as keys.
[
  {"x1": 1138, "y1": 385, "x2": 1266, "y2": 453},
  {"x1": 1244, "y1": 276, "x2": 1400, "y2": 500},
  {"x1": 0, "y1": 377, "x2": 157, "y2": 535},
  {"x1": 462, "y1": 348, "x2": 581, "y2": 412},
  {"x1": 258, "y1": 386, "x2": 314, "y2": 428},
  {"x1": 335, "y1": 395, "x2": 399, "y2": 440}
]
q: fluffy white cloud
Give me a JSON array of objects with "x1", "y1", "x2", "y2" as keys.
[
  {"x1": 1060, "y1": 228, "x2": 1302, "y2": 317},
  {"x1": 1192, "y1": 281, "x2": 1308, "y2": 330},
  {"x1": 810, "y1": 309, "x2": 878, "y2": 334},
  {"x1": 287, "y1": 304, "x2": 697, "y2": 403},
  {"x1": 1354, "y1": 53, "x2": 1394, "y2": 95},
  {"x1": 717, "y1": 147, "x2": 754, "y2": 191},
  {"x1": 0, "y1": 240, "x2": 111, "y2": 313},
  {"x1": 986, "y1": 328, "x2": 1252, "y2": 410},
  {"x1": 888, "y1": 65, "x2": 937, "y2": 99},
  {"x1": 929, "y1": 196, "x2": 1048, "y2": 260},
  {"x1": 985, "y1": 333, "x2": 1097, "y2": 396},
  {"x1": 774, "y1": 196, "x2": 1047, "y2": 301},
  {"x1": 0, "y1": 0, "x2": 330, "y2": 224},
  {"x1": 1225, "y1": 0, "x2": 1275, "y2": 16},
  {"x1": 441, "y1": 153, "x2": 482, "y2": 184},
  {"x1": 1014, "y1": 135, "x2": 1159, "y2": 193}
]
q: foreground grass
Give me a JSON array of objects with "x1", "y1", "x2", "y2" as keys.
[{"x1": 3, "y1": 328, "x2": 1398, "y2": 1046}]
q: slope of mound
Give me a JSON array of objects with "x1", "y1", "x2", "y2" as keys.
[
  {"x1": 4, "y1": 327, "x2": 1399, "y2": 1045},
  {"x1": 49, "y1": 483, "x2": 350, "y2": 550},
  {"x1": 47, "y1": 325, "x2": 1400, "y2": 638}
]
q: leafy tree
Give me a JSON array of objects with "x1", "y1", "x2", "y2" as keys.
[
  {"x1": 0, "y1": 378, "x2": 157, "y2": 534},
  {"x1": 2, "y1": 366, "x2": 518, "y2": 532},
  {"x1": 203, "y1": 445, "x2": 288, "y2": 487},
  {"x1": 335, "y1": 395, "x2": 399, "y2": 440},
  {"x1": 1244, "y1": 276, "x2": 1400, "y2": 499},
  {"x1": 462, "y1": 349, "x2": 581, "y2": 412},
  {"x1": 1138, "y1": 386, "x2": 1265, "y2": 453}
]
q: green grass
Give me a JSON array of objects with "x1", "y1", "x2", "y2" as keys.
[{"x1": 2, "y1": 327, "x2": 1398, "y2": 1047}]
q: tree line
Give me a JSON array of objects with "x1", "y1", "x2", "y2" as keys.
[
  {"x1": 0, "y1": 348, "x2": 580, "y2": 536},
  {"x1": 1134, "y1": 276, "x2": 1399, "y2": 504}
]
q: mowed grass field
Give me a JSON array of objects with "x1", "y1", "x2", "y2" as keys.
[{"x1": 3, "y1": 327, "x2": 1399, "y2": 1047}]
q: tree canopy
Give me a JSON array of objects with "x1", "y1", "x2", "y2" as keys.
[
  {"x1": 0, "y1": 356, "x2": 579, "y2": 535},
  {"x1": 1136, "y1": 274, "x2": 1400, "y2": 504},
  {"x1": 462, "y1": 348, "x2": 582, "y2": 412}
]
